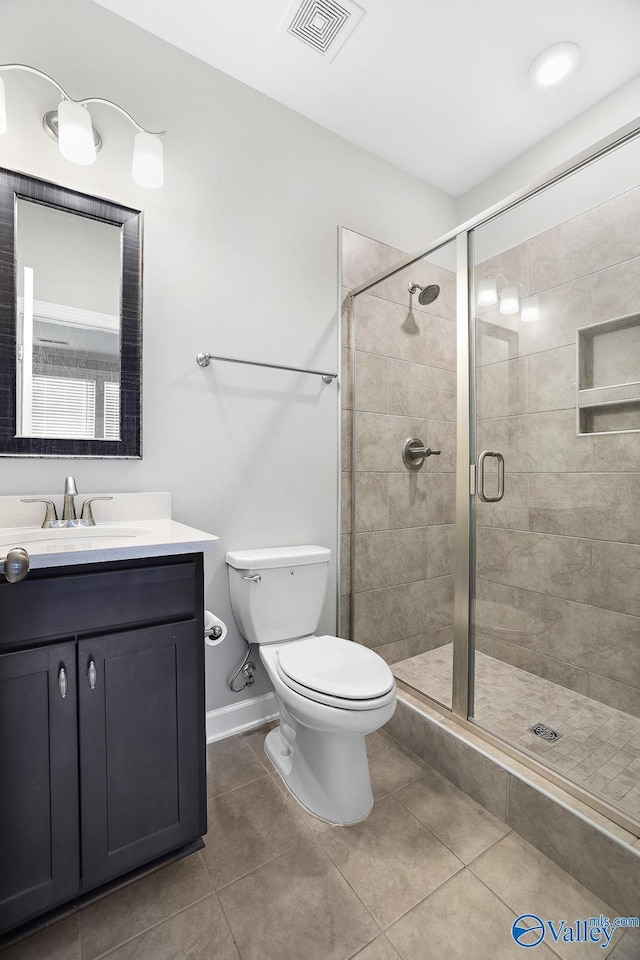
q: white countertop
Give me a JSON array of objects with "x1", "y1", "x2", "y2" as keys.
[{"x1": 0, "y1": 493, "x2": 218, "y2": 570}]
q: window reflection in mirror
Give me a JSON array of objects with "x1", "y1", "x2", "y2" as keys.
[{"x1": 15, "y1": 199, "x2": 122, "y2": 441}]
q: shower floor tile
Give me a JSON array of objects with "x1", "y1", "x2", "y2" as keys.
[{"x1": 393, "y1": 643, "x2": 640, "y2": 823}]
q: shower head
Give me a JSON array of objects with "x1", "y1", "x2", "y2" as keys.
[{"x1": 407, "y1": 282, "x2": 441, "y2": 306}]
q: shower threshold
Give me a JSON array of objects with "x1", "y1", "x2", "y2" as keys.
[{"x1": 393, "y1": 643, "x2": 640, "y2": 826}]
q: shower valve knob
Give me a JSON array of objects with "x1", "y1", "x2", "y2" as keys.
[{"x1": 402, "y1": 438, "x2": 441, "y2": 470}]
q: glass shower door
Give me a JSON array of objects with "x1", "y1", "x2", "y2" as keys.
[{"x1": 468, "y1": 147, "x2": 640, "y2": 826}]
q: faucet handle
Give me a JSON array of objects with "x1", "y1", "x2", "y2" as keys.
[
  {"x1": 21, "y1": 498, "x2": 59, "y2": 528},
  {"x1": 80, "y1": 496, "x2": 113, "y2": 526},
  {"x1": 64, "y1": 476, "x2": 78, "y2": 496}
]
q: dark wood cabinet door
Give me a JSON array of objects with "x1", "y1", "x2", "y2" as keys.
[
  {"x1": 78, "y1": 621, "x2": 205, "y2": 890},
  {"x1": 0, "y1": 642, "x2": 79, "y2": 933}
]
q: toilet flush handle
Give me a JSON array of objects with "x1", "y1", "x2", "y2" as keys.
[{"x1": 241, "y1": 573, "x2": 262, "y2": 583}]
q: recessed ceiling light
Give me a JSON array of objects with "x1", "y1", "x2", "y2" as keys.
[{"x1": 529, "y1": 42, "x2": 580, "y2": 88}]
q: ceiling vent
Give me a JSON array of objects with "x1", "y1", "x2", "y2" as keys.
[{"x1": 279, "y1": 0, "x2": 365, "y2": 62}]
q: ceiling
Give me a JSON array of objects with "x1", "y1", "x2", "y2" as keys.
[{"x1": 92, "y1": 0, "x2": 640, "y2": 196}]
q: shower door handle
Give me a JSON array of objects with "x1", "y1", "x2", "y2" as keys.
[{"x1": 477, "y1": 451, "x2": 505, "y2": 503}]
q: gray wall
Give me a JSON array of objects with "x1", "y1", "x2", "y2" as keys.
[
  {"x1": 341, "y1": 229, "x2": 457, "y2": 665},
  {"x1": 0, "y1": 0, "x2": 455, "y2": 713},
  {"x1": 475, "y1": 183, "x2": 640, "y2": 718}
]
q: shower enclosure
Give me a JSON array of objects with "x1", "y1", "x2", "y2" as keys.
[{"x1": 341, "y1": 118, "x2": 640, "y2": 836}]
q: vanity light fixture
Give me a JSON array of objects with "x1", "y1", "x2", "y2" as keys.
[
  {"x1": 0, "y1": 64, "x2": 165, "y2": 189},
  {"x1": 529, "y1": 42, "x2": 580, "y2": 89},
  {"x1": 477, "y1": 277, "x2": 498, "y2": 306},
  {"x1": 520, "y1": 296, "x2": 540, "y2": 323},
  {"x1": 499, "y1": 285, "x2": 520, "y2": 316}
]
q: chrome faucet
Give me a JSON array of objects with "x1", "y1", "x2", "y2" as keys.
[
  {"x1": 22, "y1": 477, "x2": 113, "y2": 528},
  {"x1": 62, "y1": 476, "x2": 78, "y2": 523}
]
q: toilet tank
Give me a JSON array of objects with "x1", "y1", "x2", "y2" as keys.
[{"x1": 226, "y1": 545, "x2": 331, "y2": 644}]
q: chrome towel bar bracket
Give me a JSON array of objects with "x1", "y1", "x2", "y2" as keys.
[{"x1": 196, "y1": 352, "x2": 337, "y2": 384}]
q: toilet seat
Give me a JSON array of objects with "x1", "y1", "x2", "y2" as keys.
[{"x1": 276, "y1": 635, "x2": 395, "y2": 711}]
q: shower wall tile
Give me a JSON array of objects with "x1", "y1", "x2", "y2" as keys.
[
  {"x1": 340, "y1": 594, "x2": 350, "y2": 639},
  {"x1": 426, "y1": 524, "x2": 455, "y2": 579},
  {"x1": 506, "y1": 775, "x2": 640, "y2": 917},
  {"x1": 341, "y1": 348, "x2": 352, "y2": 410},
  {"x1": 426, "y1": 316, "x2": 456, "y2": 371},
  {"x1": 341, "y1": 534, "x2": 351, "y2": 595},
  {"x1": 529, "y1": 473, "x2": 640, "y2": 543},
  {"x1": 353, "y1": 576, "x2": 454, "y2": 647},
  {"x1": 528, "y1": 185, "x2": 640, "y2": 295},
  {"x1": 476, "y1": 314, "x2": 520, "y2": 366},
  {"x1": 376, "y1": 626, "x2": 453, "y2": 665},
  {"x1": 517, "y1": 277, "x2": 591, "y2": 356},
  {"x1": 476, "y1": 474, "x2": 529, "y2": 532},
  {"x1": 591, "y1": 540, "x2": 640, "y2": 617},
  {"x1": 372, "y1": 261, "x2": 457, "y2": 323},
  {"x1": 341, "y1": 287, "x2": 352, "y2": 349},
  {"x1": 355, "y1": 350, "x2": 389, "y2": 413},
  {"x1": 341, "y1": 472, "x2": 351, "y2": 533},
  {"x1": 341, "y1": 229, "x2": 398, "y2": 289},
  {"x1": 477, "y1": 412, "x2": 593, "y2": 477},
  {"x1": 510, "y1": 410, "x2": 592, "y2": 473},
  {"x1": 592, "y1": 433, "x2": 640, "y2": 473},
  {"x1": 476, "y1": 358, "x2": 527, "y2": 420},
  {"x1": 586, "y1": 674, "x2": 640, "y2": 721},
  {"x1": 388, "y1": 359, "x2": 456, "y2": 422},
  {"x1": 354, "y1": 473, "x2": 389, "y2": 532},
  {"x1": 388, "y1": 472, "x2": 456, "y2": 528},
  {"x1": 476, "y1": 527, "x2": 591, "y2": 603},
  {"x1": 591, "y1": 255, "x2": 640, "y2": 323},
  {"x1": 354, "y1": 528, "x2": 429, "y2": 593},
  {"x1": 425, "y1": 419, "x2": 456, "y2": 473},
  {"x1": 355, "y1": 412, "x2": 428, "y2": 473},
  {"x1": 342, "y1": 410, "x2": 352, "y2": 471},
  {"x1": 475, "y1": 241, "x2": 529, "y2": 311},
  {"x1": 355, "y1": 293, "x2": 428, "y2": 364},
  {"x1": 476, "y1": 579, "x2": 640, "y2": 693},
  {"x1": 526, "y1": 345, "x2": 576, "y2": 413},
  {"x1": 475, "y1": 631, "x2": 590, "y2": 697}
]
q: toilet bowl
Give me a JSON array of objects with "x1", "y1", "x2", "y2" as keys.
[{"x1": 226, "y1": 545, "x2": 397, "y2": 825}]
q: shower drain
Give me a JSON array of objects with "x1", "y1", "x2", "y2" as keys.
[{"x1": 529, "y1": 722, "x2": 562, "y2": 742}]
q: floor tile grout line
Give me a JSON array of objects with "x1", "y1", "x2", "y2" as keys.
[
  {"x1": 467, "y1": 838, "x2": 625, "y2": 958},
  {"x1": 206, "y1": 770, "x2": 271, "y2": 802},
  {"x1": 85, "y1": 886, "x2": 217, "y2": 960}
]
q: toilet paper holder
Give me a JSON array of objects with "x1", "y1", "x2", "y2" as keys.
[{"x1": 204, "y1": 610, "x2": 227, "y2": 647}]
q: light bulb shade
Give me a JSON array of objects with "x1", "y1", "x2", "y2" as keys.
[
  {"x1": 477, "y1": 277, "x2": 498, "y2": 306},
  {"x1": 132, "y1": 132, "x2": 163, "y2": 189},
  {"x1": 57, "y1": 100, "x2": 96, "y2": 165},
  {"x1": 0, "y1": 76, "x2": 6, "y2": 135},
  {"x1": 521, "y1": 297, "x2": 539, "y2": 323},
  {"x1": 499, "y1": 286, "x2": 519, "y2": 315}
]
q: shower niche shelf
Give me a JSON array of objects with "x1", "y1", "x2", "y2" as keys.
[{"x1": 577, "y1": 312, "x2": 640, "y2": 435}]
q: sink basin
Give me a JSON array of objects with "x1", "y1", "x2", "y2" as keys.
[{"x1": 0, "y1": 526, "x2": 150, "y2": 550}]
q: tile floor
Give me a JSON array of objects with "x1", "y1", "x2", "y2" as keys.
[
  {"x1": 393, "y1": 643, "x2": 640, "y2": 822},
  {"x1": 3, "y1": 721, "x2": 639, "y2": 960}
]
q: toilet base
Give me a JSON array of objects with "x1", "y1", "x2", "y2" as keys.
[{"x1": 264, "y1": 723, "x2": 374, "y2": 826}]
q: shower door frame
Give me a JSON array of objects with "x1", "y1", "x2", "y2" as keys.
[{"x1": 346, "y1": 112, "x2": 640, "y2": 837}]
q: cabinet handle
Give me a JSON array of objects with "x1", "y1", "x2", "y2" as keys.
[
  {"x1": 58, "y1": 665, "x2": 67, "y2": 699},
  {"x1": 88, "y1": 658, "x2": 97, "y2": 690}
]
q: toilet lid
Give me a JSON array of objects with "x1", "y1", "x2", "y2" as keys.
[{"x1": 277, "y1": 635, "x2": 394, "y2": 701}]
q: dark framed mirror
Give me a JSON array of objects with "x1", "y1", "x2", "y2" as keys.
[{"x1": 0, "y1": 167, "x2": 142, "y2": 458}]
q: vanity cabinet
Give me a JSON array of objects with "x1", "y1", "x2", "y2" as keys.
[{"x1": 0, "y1": 554, "x2": 206, "y2": 938}]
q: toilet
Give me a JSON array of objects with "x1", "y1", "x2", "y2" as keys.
[{"x1": 226, "y1": 545, "x2": 397, "y2": 825}]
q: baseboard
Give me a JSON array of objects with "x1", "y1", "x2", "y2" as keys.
[{"x1": 206, "y1": 692, "x2": 278, "y2": 743}]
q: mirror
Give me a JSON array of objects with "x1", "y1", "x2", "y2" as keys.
[{"x1": 0, "y1": 168, "x2": 142, "y2": 458}]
